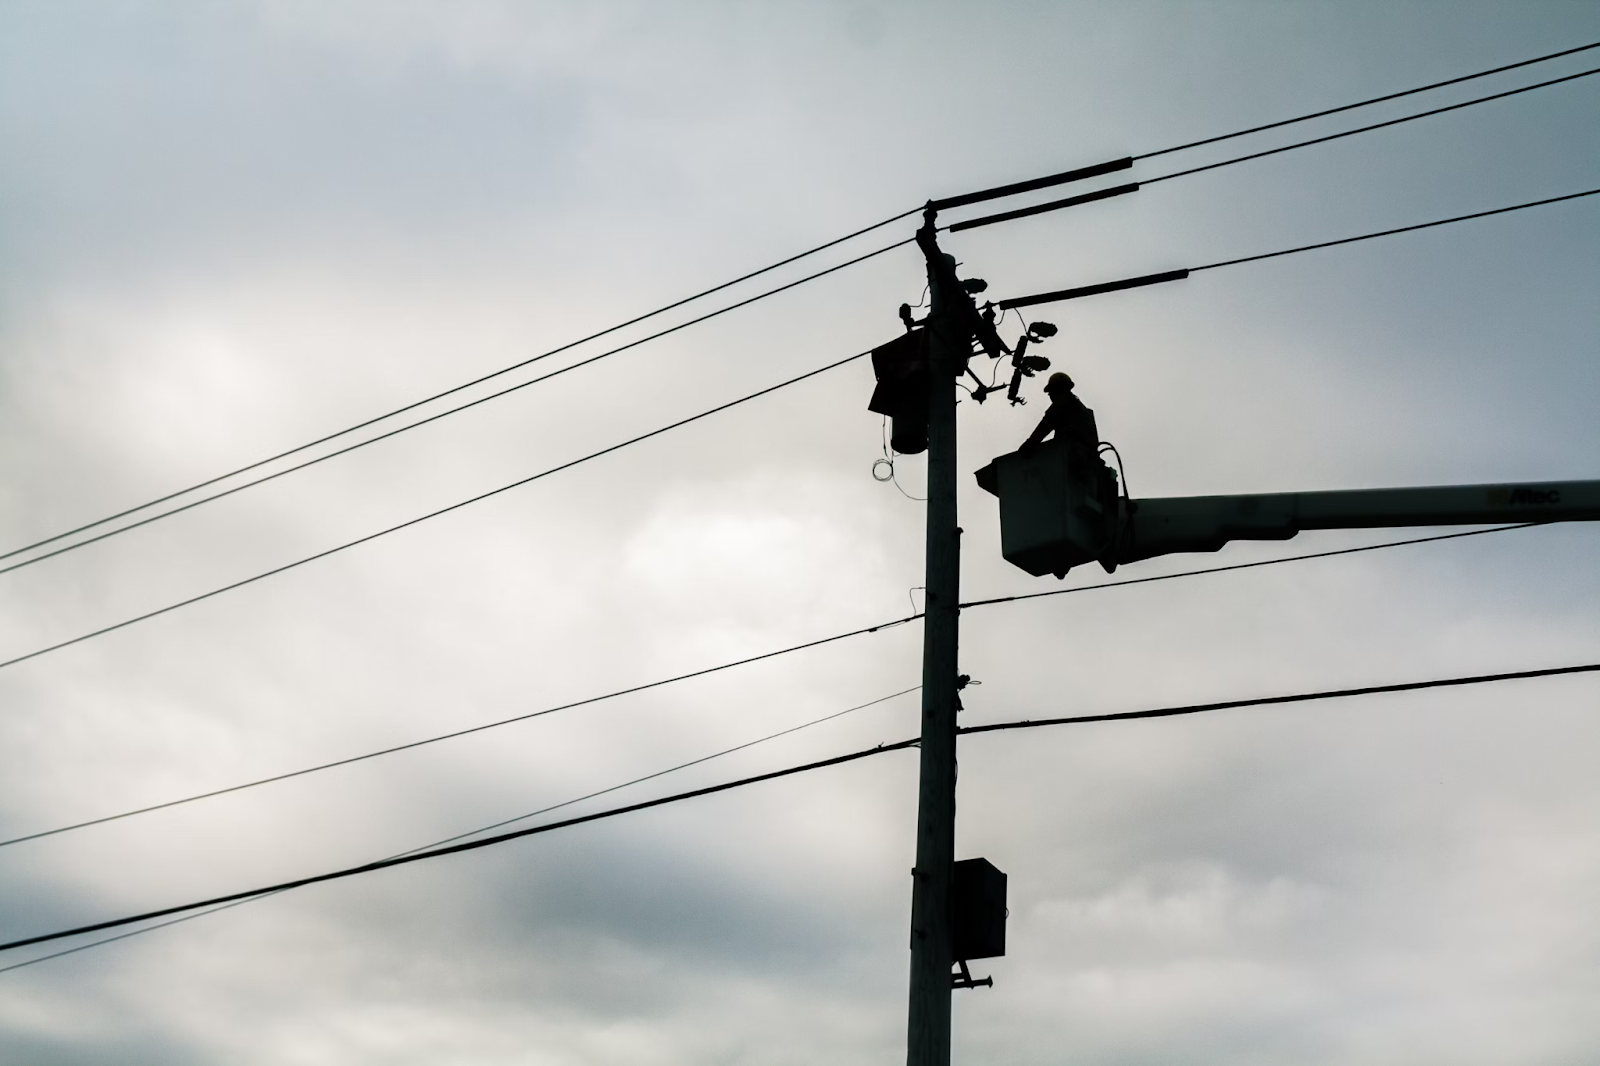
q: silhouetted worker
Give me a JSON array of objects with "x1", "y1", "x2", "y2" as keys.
[{"x1": 1021, "y1": 372, "x2": 1098, "y2": 453}]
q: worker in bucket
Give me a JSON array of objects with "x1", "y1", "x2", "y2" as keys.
[{"x1": 1021, "y1": 372, "x2": 1099, "y2": 453}]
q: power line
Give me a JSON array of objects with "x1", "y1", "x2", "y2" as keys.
[
  {"x1": 998, "y1": 187, "x2": 1600, "y2": 308},
  {"x1": 1142, "y1": 64, "x2": 1600, "y2": 188},
  {"x1": 0, "y1": 525, "x2": 1536, "y2": 851},
  {"x1": 2, "y1": 37, "x2": 1592, "y2": 980},
  {"x1": 953, "y1": 64, "x2": 1600, "y2": 233},
  {"x1": 0, "y1": 741, "x2": 923, "y2": 955},
  {"x1": 15, "y1": 182, "x2": 1578, "y2": 674},
  {"x1": 407, "y1": 688, "x2": 920, "y2": 854},
  {"x1": 0, "y1": 238, "x2": 913, "y2": 579},
  {"x1": 959, "y1": 662, "x2": 1600, "y2": 736},
  {"x1": 0, "y1": 686, "x2": 921, "y2": 975},
  {"x1": 1135, "y1": 38, "x2": 1600, "y2": 160},
  {"x1": 5, "y1": 658, "x2": 1594, "y2": 957},
  {"x1": 935, "y1": 39, "x2": 1600, "y2": 218},
  {"x1": 0, "y1": 619, "x2": 920, "y2": 850},
  {"x1": 14, "y1": 47, "x2": 1594, "y2": 574},
  {"x1": 959, "y1": 524, "x2": 1538, "y2": 609},
  {"x1": 0, "y1": 349, "x2": 872, "y2": 676},
  {"x1": 12, "y1": 40, "x2": 1596, "y2": 574},
  {"x1": 1191, "y1": 187, "x2": 1600, "y2": 272},
  {"x1": 0, "y1": 211, "x2": 918, "y2": 569}
]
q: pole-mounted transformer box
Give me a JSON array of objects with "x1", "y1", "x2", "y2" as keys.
[
  {"x1": 868, "y1": 330, "x2": 930, "y2": 455},
  {"x1": 952, "y1": 857, "x2": 1007, "y2": 962}
]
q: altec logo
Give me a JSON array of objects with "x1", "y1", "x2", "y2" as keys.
[{"x1": 1487, "y1": 487, "x2": 1562, "y2": 506}]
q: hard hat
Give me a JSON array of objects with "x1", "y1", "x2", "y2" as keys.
[{"x1": 1044, "y1": 371, "x2": 1074, "y2": 394}]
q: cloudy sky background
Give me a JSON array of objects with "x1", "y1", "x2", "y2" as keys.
[{"x1": 1, "y1": 2, "x2": 1598, "y2": 1062}]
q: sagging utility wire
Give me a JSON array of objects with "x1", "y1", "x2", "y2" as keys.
[
  {"x1": 4, "y1": 658, "x2": 1594, "y2": 958},
  {"x1": 0, "y1": 523, "x2": 1538, "y2": 854},
  {"x1": 0, "y1": 238, "x2": 912, "y2": 580},
  {"x1": 1143, "y1": 63, "x2": 1600, "y2": 189},
  {"x1": 0, "y1": 617, "x2": 921, "y2": 851},
  {"x1": 1136, "y1": 37, "x2": 1600, "y2": 160},
  {"x1": 947, "y1": 62, "x2": 1600, "y2": 233},
  {"x1": 0, "y1": 686, "x2": 921, "y2": 975},
  {"x1": 0, "y1": 207, "x2": 918, "y2": 570},
  {"x1": 936, "y1": 38, "x2": 1600, "y2": 221},
  {"x1": 947, "y1": 64, "x2": 1600, "y2": 235},
  {"x1": 996, "y1": 187, "x2": 1600, "y2": 310},
  {"x1": 0, "y1": 349, "x2": 873, "y2": 676},
  {"x1": 10, "y1": 40, "x2": 1595, "y2": 574}
]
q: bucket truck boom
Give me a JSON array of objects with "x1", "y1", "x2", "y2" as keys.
[{"x1": 974, "y1": 440, "x2": 1600, "y2": 578}]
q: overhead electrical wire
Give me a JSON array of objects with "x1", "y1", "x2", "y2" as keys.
[
  {"x1": 0, "y1": 620, "x2": 920, "y2": 850},
  {"x1": 4, "y1": 658, "x2": 1595, "y2": 957},
  {"x1": 6, "y1": 180, "x2": 1577, "y2": 678},
  {"x1": 0, "y1": 211, "x2": 918, "y2": 569},
  {"x1": 1134, "y1": 38, "x2": 1600, "y2": 160},
  {"x1": 0, "y1": 522, "x2": 1537, "y2": 852},
  {"x1": 0, "y1": 237, "x2": 913, "y2": 579},
  {"x1": 1141, "y1": 63, "x2": 1600, "y2": 188},
  {"x1": 998, "y1": 187, "x2": 1600, "y2": 308},
  {"x1": 958, "y1": 525, "x2": 1540, "y2": 609},
  {"x1": 959, "y1": 663, "x2": 1600, "y2": 736},
  {"x1": 948, "y1": 64, "x2": 1600, "y2": 232},
  {"x1": 0, "y1": 38, "x2": 1587, "y2": 923},
  {"x1": 9, "y1": 40, "x2": 1595, "y2": 572},
  {"x1": 13, "y1": 169, "x2": 1562, "y2": 612},
  {"x1": 0, "y1": 348, "x2": 874, "y2": 675},
  {"x1": 1, "y1": 34, "x2": 1594, "y2": 976},
  {"x1": 403, "y1": 687, "x2": 921, "y2": 854},
  {"x1": 937, "y1": 38, "x2": 1600, "y2": 218},
  {"x1": 1188, "y1": 187, "x2": 1600, "y2": 272},
  {"x1": 0, "y1": 742, "x2": 922, "y2": 954},
  {"x1": 0, "y1": 686, "x2": 921, "y2": 975}
]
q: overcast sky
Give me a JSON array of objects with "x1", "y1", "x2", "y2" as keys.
[{"x1": 1, "y1": 2, "x2": 1598, "y2": 1063}]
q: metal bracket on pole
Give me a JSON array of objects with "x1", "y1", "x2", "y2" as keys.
[{"x1": 952, "y1": 960, "x2": 993, "y2": 990}]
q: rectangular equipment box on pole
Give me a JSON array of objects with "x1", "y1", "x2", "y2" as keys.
[{"x1": 952, "y1": 858, "x2": 1007, "y2": 962}]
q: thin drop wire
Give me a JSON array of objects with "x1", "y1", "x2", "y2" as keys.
[{"x1": 891, "y1": 464, "x2": 927, "y2": 503}]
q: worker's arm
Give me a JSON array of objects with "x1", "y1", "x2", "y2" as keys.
[{"x1": 1021, "y1": 408, "x2": 1055, "y2": 449}]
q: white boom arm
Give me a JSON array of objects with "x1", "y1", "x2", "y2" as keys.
[
  {"x1": 973, "y1": 441, "x2": 1600, "y2": 578},
  {"x1": 1124, "y1": 480, "x2": 1600, "y2": 564}
]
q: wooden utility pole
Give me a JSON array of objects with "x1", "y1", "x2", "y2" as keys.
[{"x1": 905, "y1": 208, "x2": 963, "y2": 1066}]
